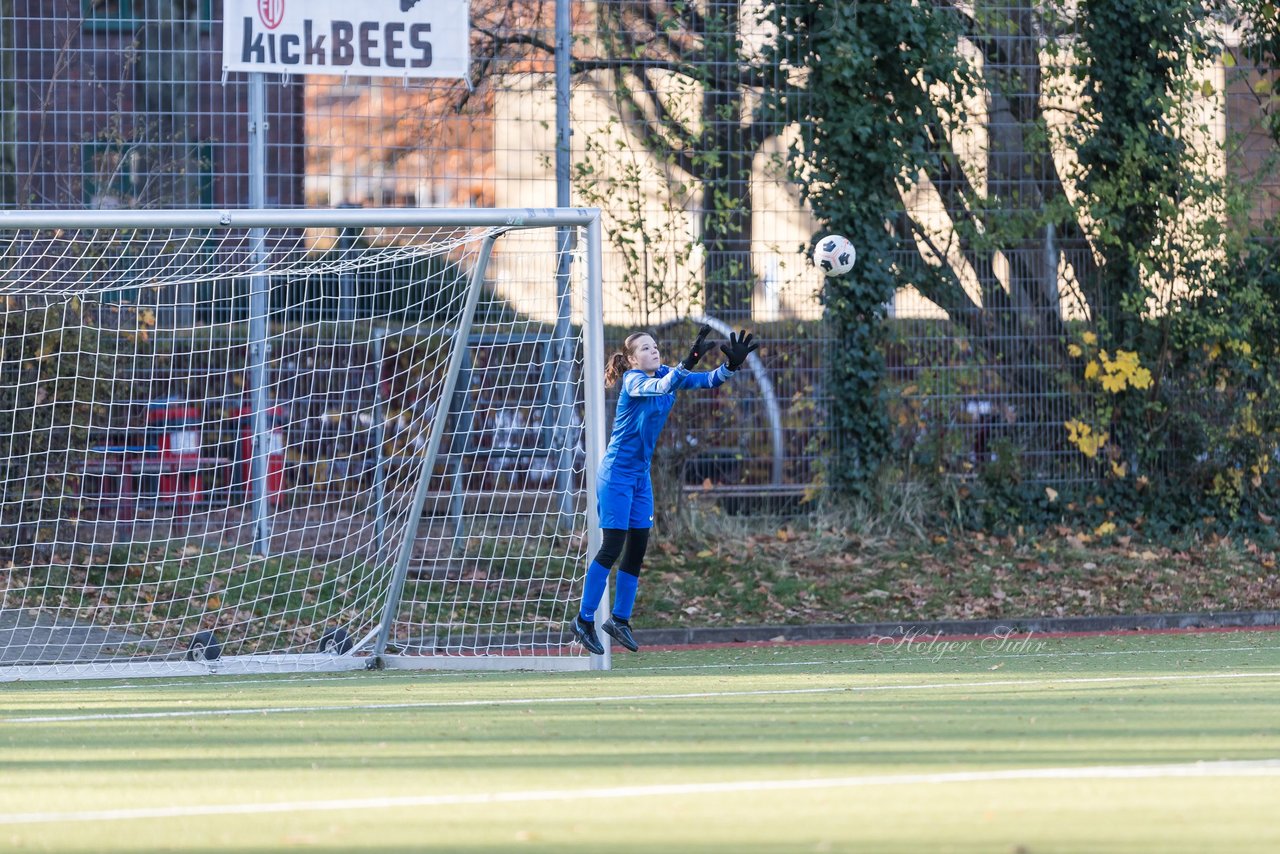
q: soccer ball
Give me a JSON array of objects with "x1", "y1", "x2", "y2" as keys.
[{"x1": 813, "y1": 234, "x2": 856, "y2": 277}]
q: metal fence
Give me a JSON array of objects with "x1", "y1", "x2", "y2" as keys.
[{"x1": 1, "y1": 2, "x2": 1275, "y2": 508}]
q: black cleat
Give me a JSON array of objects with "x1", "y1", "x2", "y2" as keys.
[
  {"x1": 569, "y1": 615, "x2": 605, "y2": 655},
  {"x1": 602, "y1": 617, "x2": 639, "y2": 652}
]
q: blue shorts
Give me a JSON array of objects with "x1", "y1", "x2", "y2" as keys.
[{"x1": 596, "y1": 471, "x2": 654, "y2": 530}]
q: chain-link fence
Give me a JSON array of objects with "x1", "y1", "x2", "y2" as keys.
[{"x1": 2, "y1": 1, "x2": 1275, "y2": 513}]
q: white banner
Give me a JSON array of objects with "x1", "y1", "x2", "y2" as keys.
[{"x1": 222, "y1": 0, "x2": 470, "y2": 79}]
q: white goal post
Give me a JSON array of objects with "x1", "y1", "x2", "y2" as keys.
[{"x1": 0, "y1": 207, "x2": 608, "y2": 680}]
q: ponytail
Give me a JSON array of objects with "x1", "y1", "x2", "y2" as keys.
[
  {"x1": 604, "y1": 352, "x2": 631, "y2": 388},
  {"x1": 604, "y1": 331, "x2": 654, "y2": 388}
]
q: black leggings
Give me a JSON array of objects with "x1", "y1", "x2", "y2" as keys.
[{"x1": 592, "y1": 527, "x2": 651, "y2": 577}]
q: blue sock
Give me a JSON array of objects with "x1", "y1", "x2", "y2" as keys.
[
  {"x1": 612, "y1": 571, "x2": 639, "y2": 621},
  {"x1": 578, "y1": 561, "x2": 610, "y2": 622}
]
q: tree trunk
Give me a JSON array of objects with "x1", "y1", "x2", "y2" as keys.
[{"x1": 978, "y1": 1, "x2": 1073, "y2": 446}]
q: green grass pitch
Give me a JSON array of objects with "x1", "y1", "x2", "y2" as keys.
[{"x1": 2, "y1": 629, "x2": 1280, "y2": 852}]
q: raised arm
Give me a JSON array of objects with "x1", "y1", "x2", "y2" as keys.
[
  {"x1": 681, "y1": 330, "x2": 758, "y2": 389},
  {"x1": 622, "y1": 366, "x2": 689, "y2": 397},
  {"x1": 677, "y1": 363, "x2": 736, "y2": 390}
]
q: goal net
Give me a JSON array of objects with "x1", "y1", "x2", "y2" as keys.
[{"x1": 0, "y1": 208, "x2": 606, "y2": 680}]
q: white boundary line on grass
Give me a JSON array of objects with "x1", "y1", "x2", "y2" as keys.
[
  {"x1": 28, "y1": 641, "x2": 1280, "y2": 693},
  {"x1": 67, "y1": 671, "x2": 474, "y2": 692},
  {"x1": 627, "y1": 644, "x2": 1280, "y2": 673},
  {"x1": 7, "y1": 670, "x2": 1280, "y2": 724},
  {"x1": 9, "y1": 637, "x2": 1279, "y2": 694},
  {"x1": 1, "y1": 759, "x2": 1278, "y2": 825}
]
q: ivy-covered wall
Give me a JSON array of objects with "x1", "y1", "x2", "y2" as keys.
[{"x1": 770, "y1": 0, "x2": 1280, "y2": 536}]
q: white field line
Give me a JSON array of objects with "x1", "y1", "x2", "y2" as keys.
[
  {"x1": 1, "y1": 759, "x2": 1279, "y2": 826},
  {"x1": 626, "y1": 644, "x2": 1280, "y2": 673},
  {"x1": 37, "y1": 643, "x2": 1280, "y2": 693},
  {"x1": 7, "y1": 670, "x2": 1280, "y2": 724},
  {"x1": 12, "y1": 641, "x2": 1280, "y2": 694},
  {"x1": 68, "y1": 671, "x2": 472, "y2": 692}
]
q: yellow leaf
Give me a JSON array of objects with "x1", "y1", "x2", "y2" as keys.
[
  {"x1": 1082, "y1": 331, "x2": 1097, "y2": 345},
  {"x1": 1100, "y1": 372, "x2": 1127, "y2": 393},
  {"x1": 1077, "y1": 431, "x2": 1108, "y2": 459},
  {"x1": 1113, "y1": 350, "x2": 1141, "y2": 372},
  {"x1": 696, "y1": 549, "x2": 713, "y2": 558},
  {"x1": 1094, "y1": 521, "x2": 1116, "y2": 537},
  {"x1": 1110, "y1": 461, "x2": 1127, "y2": 478},
  {"x1": 1067, "y1": 344, "x2": 1083, "y2": 358},
  {"x1": 1084, "y1": 361, "x2": 1100, "y2": 380}
]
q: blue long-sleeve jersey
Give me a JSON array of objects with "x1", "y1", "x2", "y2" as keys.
[{"x1": 598, "y1": 363, "x2": 736, "y2": 481}]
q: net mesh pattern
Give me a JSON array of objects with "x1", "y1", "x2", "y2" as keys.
[{"x1": 0, "y1": 219, "x2": 592, "y2": 675}]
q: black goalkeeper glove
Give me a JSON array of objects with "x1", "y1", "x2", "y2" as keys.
[
  {"x1": 681, "y1": 324, "x2": 716, "y2": 370},
  {"x1": 719, "y1": 330, "x2": 759, "y2": 371}
]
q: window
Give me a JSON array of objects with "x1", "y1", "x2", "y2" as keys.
[{"x1": 81, "y1": 0, "x2": 213, "y2": 32}]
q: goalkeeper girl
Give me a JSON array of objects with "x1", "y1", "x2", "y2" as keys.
[{"x1": 569, "y1": 324, "x2": 758, "y2": 654}]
